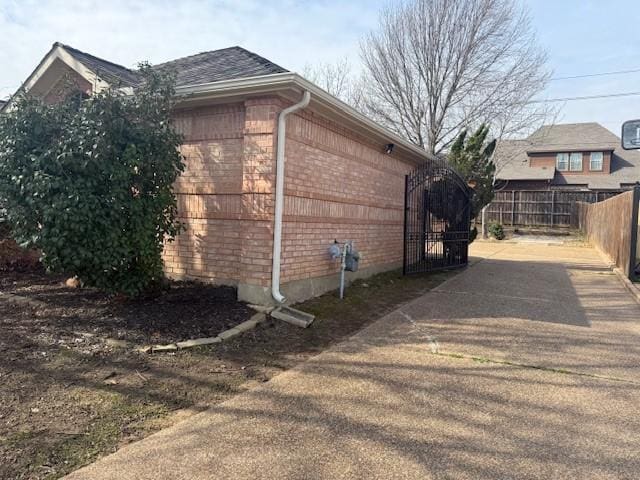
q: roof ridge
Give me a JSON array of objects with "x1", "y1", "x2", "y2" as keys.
[
  {"x1": 153, "y1": 46, "x2": 287, "y2": 73},
  {"x1": 152, "y1": 46, "x2": 242, "y2": 69},
  {"x1": 54, "y1": 42, "x2": 138, "y2": 74}
]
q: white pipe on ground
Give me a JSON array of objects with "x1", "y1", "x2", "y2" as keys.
[{"x1": 272, "y1": 91, "x2": 311, "y2": 304}]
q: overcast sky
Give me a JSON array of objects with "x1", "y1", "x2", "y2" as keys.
[{"x1": 1, "y1": 0, "x2": 639, "y2": 136}]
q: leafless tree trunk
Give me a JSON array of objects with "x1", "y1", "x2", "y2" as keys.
[{"x1": 360, "y1": 0, "x2": 551, "y2": 155}]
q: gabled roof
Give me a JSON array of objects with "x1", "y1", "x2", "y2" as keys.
[
  {"x1": 2, "y1": 43, "x2": 289, "y2": 110},
  {"x1": 59, "y1": 43, "x2": 141, "y2": 87},
  {"x1": 154, "y1": 46, "x2": 288, "y2": 87},
  {"x1": 2, "y1": 43, "x2": 429, "y2": 164},
  {"x1": 54, "y1": 42, "x2": 288, "y2": 87},
  {"x1": 526, "y1": 122, "x2": 619, "y2": 153},
  {"x1": 494, "y1": 123, "x2": 640, "y2": 189},
  {"x1": 61, "y1": 44, "x2": 289, "y2": 88}
]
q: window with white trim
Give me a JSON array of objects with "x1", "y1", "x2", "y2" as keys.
[
  {"x1": 569, "y1": 152, "x2": 583, "y2": 171},
  {"x1": 556, "y1": 153, "x2": 569, "y2": 171},
  {"x1": 590, "y1": 152, "x2": 603, "y2": 171}
]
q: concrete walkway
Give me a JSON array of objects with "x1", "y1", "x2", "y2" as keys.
[{"x1": 66, "y1": 243, "x2": 640, "y2": 480}]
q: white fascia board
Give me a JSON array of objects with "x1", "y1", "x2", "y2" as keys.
[
  {"x1": 55, "y1": 46, "x2": 112, "y2": 93},
  {"x1": 175, "y1": 73, "x2": 431, "y2": 164},
  {"x1": 25, "y1": 45, "x2": 110, "y2": 93},
  {"x1": 3, "y1": 45, "x2": 112, "y2": 111}
]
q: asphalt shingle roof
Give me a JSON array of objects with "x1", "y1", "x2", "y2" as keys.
[
  {"x1": 60, "y1": 44, "x2": 288, "y2": 89},
  {"x1": 493, "y1": 139, "x2": 555, "y2": 181},
  {"x1": 494, "y1": 123, "x2": 640, "y2": 189},
  {"x1": 527, "y1": 122, "x2": 619, "y2": 153},
  {"x1": 59, "y1": 43, "x2": 142, "y2": 87},
  {"x1": 154, "y1": 46, "x2": 288, "y2": 86}
]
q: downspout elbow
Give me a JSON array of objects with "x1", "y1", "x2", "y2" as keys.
[{"x1": 272, "y1": 91, "x2": 311, "y2": 304}]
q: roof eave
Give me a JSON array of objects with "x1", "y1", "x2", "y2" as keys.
[
  {"x1": 527, "y1": 147, "x2": 616, "y2": 154},
  {"x1": 174, "y1": 72, "x2": 431, "y2": 164},
  {"x1": 1, "y1": 43, "x2": 116, "y2": 112},
  {"x1": 498, "y1": 176, "x2": 555, "y2": 181}
]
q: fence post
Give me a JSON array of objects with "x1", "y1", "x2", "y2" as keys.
[
  {"x1": 511, "y1": 190, "x2": 516, "y2": 226},
  {"x1": 403, "y1": 174, "x2": 409, "y2": 275},
  {"x1": 628, "y1": 186, "x2": 640, "y2": 279},
  {"x1": 481, "y1": 206, "x2": 487, "y2": 239},
  {"x1": 551, "y1": 190, "x2": 555, "y2": 227}
]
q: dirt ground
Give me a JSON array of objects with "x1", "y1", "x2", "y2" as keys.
[{"x1": 1, "y1": 267, "x2": 454, "y2": 480}]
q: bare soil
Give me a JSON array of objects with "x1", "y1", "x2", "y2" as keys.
[{"x1": 1, "y1": 267, "x2": 454, "y2": 479}]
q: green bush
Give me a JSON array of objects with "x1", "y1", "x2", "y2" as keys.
[
  {"x1": 488, "y1": 222, "x2": 505, "y2": 240},
  {"x1": 0, "y1": 65, "x2": 185, "y2": 296}
]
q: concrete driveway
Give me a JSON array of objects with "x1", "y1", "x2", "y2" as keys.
[{"x1": 66, "y1": 242, "x2": 640, "y2": 480}]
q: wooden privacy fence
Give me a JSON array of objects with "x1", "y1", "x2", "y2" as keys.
[
  {"x1": 572, "y1": 187, "x2": 640, "y2": 279},
  {"x1": 485, "y1": 190, "x2": 622, "y2": 227}
]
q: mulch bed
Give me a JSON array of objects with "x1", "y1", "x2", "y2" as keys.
[
  {"x1": 1, "y1": 271, "x2": 253, "y2": 347},
  {"x1": 1, "y1": 265, "x2": 454, "y2": 480}
]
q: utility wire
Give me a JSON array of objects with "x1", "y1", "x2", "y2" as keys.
[
  {"x1": 551, "y1": 67, "x2": 640, "y2": 81},
  {"x1": 530, "y1": 91, "x2": 640, "y2": 103}
]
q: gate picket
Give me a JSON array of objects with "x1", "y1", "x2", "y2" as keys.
[{"x1": 403, "y1": 159, "x2": 471, "y2": 274}]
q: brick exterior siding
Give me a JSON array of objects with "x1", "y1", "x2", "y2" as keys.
[
  {"x1": 281, "y1": 110, "x2": 412, "y2": 285},
  {"x1": 163, "y1": 95, "x2": 417, "y2": 303},
  {"x1": 529, "y1": 151, "x2": 612, "y2": 175},
  {"x1": 163, "y1": 102, "x2": 249, "y2": 285}
]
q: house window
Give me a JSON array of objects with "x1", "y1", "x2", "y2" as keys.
[
  {"x1": 590, "y1": 152, "x2": 603, "y2": 171},
  {"x1": 556, "y1": 153, "x2": 569, "y2": 171},
  {"x1": 569, "y1": 152, "x2": 583, "y2": 171}
]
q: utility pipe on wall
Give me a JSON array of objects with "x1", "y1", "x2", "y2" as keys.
[{"x1": 272, "y1": 90, "x2": 311, "y2": 303}]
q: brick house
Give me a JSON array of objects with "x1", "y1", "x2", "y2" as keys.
[
  {"x1": 493, "y1": 123, "x2": 640, "y2": 191},
  {"x1": 3, "y1": 43, "x2": 429, "y2": 304}
]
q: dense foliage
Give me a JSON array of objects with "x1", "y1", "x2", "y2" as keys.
[
  {"x1": 488, "y1": 222, "x2": 505, "y2": 240},
  {"x1": 0, "y1": 65, "x2": 184, "y2": 296},
  {"x1": 448, "y1": 124, "x2": 497, "y2": 219}
]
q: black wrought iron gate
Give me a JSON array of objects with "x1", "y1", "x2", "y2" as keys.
[{"x1": 403, "y1": 158, "x2": 472, "y2": 274}]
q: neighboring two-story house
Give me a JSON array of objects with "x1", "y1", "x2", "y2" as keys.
[{"x1": 493, "y1": 123, "x2": 640, "y2": 191}]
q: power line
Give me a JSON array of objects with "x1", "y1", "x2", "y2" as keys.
[
  {"x1": 530, "y1": 91, "x2": 640, "y2": 103},
  {"x1": 551, "y1": 67, "x2": 640, "y2": 81}
]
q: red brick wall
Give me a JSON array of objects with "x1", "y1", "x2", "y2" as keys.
[
  {"x1": 163, "y1": 103, "x2": 249, "y2": 284},
  {"x1": 529, "y1": 151, "x2": 612, "y2": 174},
  {"x1": 238, "y1": 98, "x2": 281, "y2": 287},
  {"x1": 163, "y1": 95, "x2": 418, "y2": 301},
  {"x1": 280, "y1": 109, "x2": 414, "y2": 284}
]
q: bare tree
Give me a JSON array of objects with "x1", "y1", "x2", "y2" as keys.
[
  {"x1": 301, "y1": 57, "x2": 366, "y2": 110},
  {"x1": 360, "y1": 0, "x2": 551, "y2": 155}
]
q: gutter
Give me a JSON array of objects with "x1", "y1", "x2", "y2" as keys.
[
  {"x1": 271, "y1": 91, "x2": 311, "y2": 304},
  {"x1": 175, "y1": 72, "x2": 431, "y2": 164}
]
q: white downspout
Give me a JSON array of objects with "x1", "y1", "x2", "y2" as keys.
[{"x1": 272, "y1": 91, "x2": 311, "y2": 303}]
